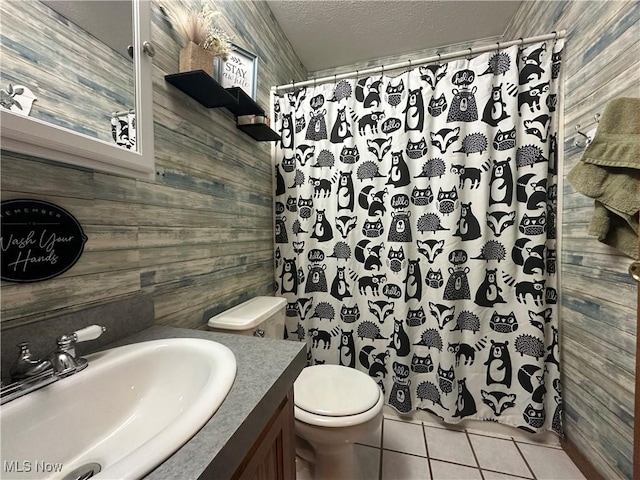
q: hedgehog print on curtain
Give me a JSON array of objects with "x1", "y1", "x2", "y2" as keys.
[{"x1": 273, "y1": 40, "x2": 564, "y2": 435}]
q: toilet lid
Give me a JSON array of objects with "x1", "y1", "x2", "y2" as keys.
[{"x1": 294, "y1": 365, "x2": 380, "y2": 417}]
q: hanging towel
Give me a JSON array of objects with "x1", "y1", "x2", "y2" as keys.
[{"x1": 567, "y1": 97, "x2": 640, "y2": 259}]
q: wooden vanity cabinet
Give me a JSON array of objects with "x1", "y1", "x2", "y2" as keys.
[{"x1": 232, "y1": 390, "x2": 296, "y2": 480}]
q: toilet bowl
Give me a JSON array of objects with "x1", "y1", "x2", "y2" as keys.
[
  {"x1": 208, "y1": 296, "x2": 384, "y2": 480},
  {"x1": 294, "y1": 364, "x2": 383, "y2": 480}
]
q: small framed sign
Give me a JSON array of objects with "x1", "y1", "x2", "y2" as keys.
[
  {"x1": 1, "y1": 199, "x2": 87, "y2": 283},
  {"x1": 218, "y1": 43, "x2": 258, "y2": 100}
]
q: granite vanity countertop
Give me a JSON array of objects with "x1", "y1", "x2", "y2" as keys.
[{"x1": 102, "y1": 325, "x2": 307, "y2": 480}]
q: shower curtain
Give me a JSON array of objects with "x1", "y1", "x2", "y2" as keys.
[{"x1": 273, "y1": 39, "x2": 564, "y2": 435}]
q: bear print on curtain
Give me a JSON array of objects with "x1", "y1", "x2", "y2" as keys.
[{"x1": 273, "y1": 40, "x2": 564, "y2": 435}]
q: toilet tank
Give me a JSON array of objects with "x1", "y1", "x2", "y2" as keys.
[{"x1": 207, "y1": 296, "x2": 286, "y2": 339}]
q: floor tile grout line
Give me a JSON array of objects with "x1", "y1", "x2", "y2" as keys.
[
  {"x1": 465, "y1": 430, "x2": 486, "y2": 480},
  {"x1": 467, "y1": 429, "x2": 560, "y2": 447},
  {"x1": 421, "y1": 421, "x2": 434, "y2": 480},
  {"x1": 513, "y1": 438, "x2": 537, "y2": 480},
  {"x1": 480, "y1": 467, "x2": 536, "y2": 480},
  {"x1": 382, "y1": 447, "x2": 430, "y2": 459},
  {"x1": 385, "y1": 415, "x2": 562, "y2": 448},
  {"x1": 422, "y1": 424, "x2": 480, "y2": 469},
  {"x1": 421, "y1": 456, "x2": 489, "y2": 471},
  {"x1": 384, "y1": 414, "x2": 568, "y2": 480}
]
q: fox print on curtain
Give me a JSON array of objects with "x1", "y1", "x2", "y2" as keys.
[{"x1": 273, "y1": 40, "x2": 564, "y2": 435}]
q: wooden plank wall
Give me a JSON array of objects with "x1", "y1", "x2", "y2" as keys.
[
  {"x1": 504, "y1": 2, "x2": 639, "y2": 478},
  {"x1": 0, "y1": 1, "x2": 307, "y2": 330}
]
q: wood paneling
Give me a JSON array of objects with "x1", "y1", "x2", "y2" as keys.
[
  {"x1": 504, "y1": 2, "x2": 639, "y2": 478},
  {"x1": 0, "y1": 1, "x2": 306, "y2": 330}
]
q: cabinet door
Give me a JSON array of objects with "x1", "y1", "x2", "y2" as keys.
[
  {"x1": 233, "y1": 391, "x2": 296, "y2": 480},
  {"x1": 0, "y1": 0, "x2": 155, "y2": 179}
]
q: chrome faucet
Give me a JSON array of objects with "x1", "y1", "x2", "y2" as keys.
[
  {"x1": 49, "y1": 325, "x2": 106, "y2": 377},
  {"x1": 1, "y1": 325, "x2": 106, "y2": 404}
]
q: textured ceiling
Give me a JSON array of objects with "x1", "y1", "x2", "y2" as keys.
[{"x1": 265, "y1": 0, "x2": 523, "y2": 72}]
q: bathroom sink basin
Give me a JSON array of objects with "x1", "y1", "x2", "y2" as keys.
[{"x1": 1, "y1": 338, "x2": 236, "y2": 480}]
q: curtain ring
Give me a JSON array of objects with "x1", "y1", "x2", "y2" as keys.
[
  {"x1": 356, "y1": 70, "x2": 359, "y2": 81},
  {"x1": 496, "y1": 41, "x2": 500, "y2": 53},
  {"x1": 437, "y1": 53, "x2": 441, "y2": 63},
  {"x1": 466, "y1": 48, "x2": 472, "y2": 61},
  {"x1": 334, "y1": 74, "x2": 337, "y2": 84},
  {"x1": 552, "y1": 30, "x2": 558, "y2": 46},
  {"x1": 381, "y1": 64, "x2": 385, "y2": 76},
  {"x1": 291, "y1": 79, "x2": 295, "y2": 89},
  {"x1": 408, "y1": 58, "x2": 412, "y2": 71},
  {"x1": 313, "y1": 77, "x2": 317, "y2": 88}
]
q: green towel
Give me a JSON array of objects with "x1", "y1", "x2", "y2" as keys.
[{"x1": 567, "y1": 97, "x2": 640, "y2": 259}]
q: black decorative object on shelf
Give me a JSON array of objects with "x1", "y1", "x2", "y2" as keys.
[
  {"x1": 1, "y1": 199, "x2": 88, "y2": 283},
  {"x1": 165, "y1": 71, "x2": 280, "y2": 142}
]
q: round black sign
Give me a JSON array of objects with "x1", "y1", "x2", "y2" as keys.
[{"x1": 1, "y1": 199, "x2": 87, "y2": 283}]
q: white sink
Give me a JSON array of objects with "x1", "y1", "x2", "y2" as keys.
[{"x1": 1, "y1": 338, "x2": 236, "y2": 480}]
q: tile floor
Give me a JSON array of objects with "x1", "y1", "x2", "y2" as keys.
[{"x1": 296, "y1": 410, "x2": 586, "y2": 480}]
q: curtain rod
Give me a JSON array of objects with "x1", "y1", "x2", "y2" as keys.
[{"x1": 272, "y1": 30, "x2": 566, "y2": 93}]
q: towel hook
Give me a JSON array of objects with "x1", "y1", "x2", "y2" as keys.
[
  {"x1": 574, "y1": 113, "x2": 601, "y2": 148},
  {"x1": 573, "y1": 125, "x2": 591, "y2": 148}
]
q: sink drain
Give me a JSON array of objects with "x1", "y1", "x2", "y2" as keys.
[{"x1": 62, "y1": 463, "x2": 101, "y2": 480}]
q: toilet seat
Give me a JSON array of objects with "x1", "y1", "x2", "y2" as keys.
[{"x1": 294, "y1": 365, "x2": 383, "y2": 428}]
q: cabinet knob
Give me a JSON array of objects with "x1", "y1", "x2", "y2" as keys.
[
  {"x1": 143, "y1": 41, "x2": 156, "y2": 57},
  {"x1": 629, "y1": 260, "x2": 640, "y2": 282}
]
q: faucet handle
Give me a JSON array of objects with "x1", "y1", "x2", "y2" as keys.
[
  {"x1": 72, "y1": 325, "x2": 106, "y2": 343},
  {"x1": 10, "y1": 342, "x2": 52, "y2": 381},
  {"x1": 51, "y1": 325, "x2": 106, "y2": 377},
  {"x1": 56, "y1": 325, "x2": 106, "y2": 348}
]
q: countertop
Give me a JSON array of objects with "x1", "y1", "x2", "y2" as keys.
[{"x1": 103, "y1": 325, "x2": 307, "y2": 480}]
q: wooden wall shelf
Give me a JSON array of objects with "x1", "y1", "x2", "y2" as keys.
[{"x1": 165, "y1": 71, "x2": 280, "y2": 142}]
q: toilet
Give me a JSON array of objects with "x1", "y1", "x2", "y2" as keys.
[{"x1": 208, "y1": 296, "x2": 383, "y2": 480}]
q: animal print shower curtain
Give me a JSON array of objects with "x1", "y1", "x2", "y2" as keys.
[{"x1": 273, "y1": 40, "x2": 564, "y2": 435}]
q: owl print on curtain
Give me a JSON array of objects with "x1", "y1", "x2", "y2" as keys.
[{"x1": 273, "y1": 40, "x2": 564, "y2": 435}]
